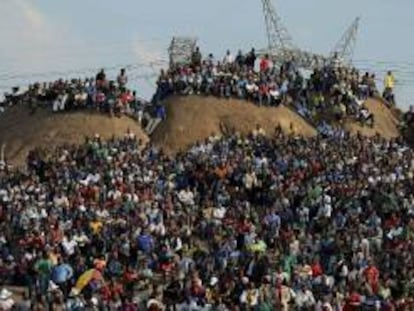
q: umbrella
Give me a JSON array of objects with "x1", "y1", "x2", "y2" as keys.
[{"x1": 72, "y1": 269, "x2": 103, "y2": 294}]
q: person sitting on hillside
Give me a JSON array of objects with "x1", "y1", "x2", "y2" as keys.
[
  {"x1": 358, "y1": 104, "x2": 374, "y2": 127},
  {"x1": 245, "y1": 78, "x2": 259, "y2": 102},
  {"x1": 52, "y1": 91, "x2": 68, "y2": 112},
  {"x1": 403, "y1": 105, "x2": 414, "y2": 127}
]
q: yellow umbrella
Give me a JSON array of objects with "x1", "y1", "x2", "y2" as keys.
[{"x1": 73, "y1": 269, "x2": 103, "y2": 293}]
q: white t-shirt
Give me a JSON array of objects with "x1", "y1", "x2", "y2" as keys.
[
  {"x1": 62, "y1": 238, "x2": 78, "y2": 256},
  {"x1": 246, "y1": 82, "x2": 258, "y2": 93},
  {"x1": 240, "y1": 289, "x2": 259, "y2": 306},
  {"x1": 223, "y1": 53, "x2": 235, "y2": 65},
  {"x1": 213, "y1": 207, "x2": 226, "y2": 220}
]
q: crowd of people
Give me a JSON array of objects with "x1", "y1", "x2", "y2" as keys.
[
  {"x1": 0, "y1": 69, "x2": 155, "y2": 122},
  {"x1": 0, "y1": 48, "x2": 399, "y2": 135},
  {"x1": 0, "y1": 68, "x2": 170, "y2": 135},
  {"x1": 1, "y1": 127, "x2": 414, "y2": 310},
  {"x1": 155, "y1": 48, "x2": 392, "y2": 128}
]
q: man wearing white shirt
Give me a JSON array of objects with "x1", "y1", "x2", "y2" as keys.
[
  {"x1": 245, "y1": 79, "x2": 259, "y2": 100},
  {"x1": 240, "y1": 283, "x2": 259, "y2": 308},
  {"x1": 223, "y1": 50, "x2": 234, "y2": 65},
  {"x1": 178, "y1": 187, "x2": 195, "y2": 206},
  {"x1": 62, "y1": 235, "x2": 78, "y2": 256},
  {"x1": 213, "y1": 205, "x2": 226, "y2": 221},
  {"x1": 294, "y1": 285, "x2": 316, "y2": 310}
]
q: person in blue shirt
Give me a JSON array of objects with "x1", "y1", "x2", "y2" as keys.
[
  {"x1": 51, "y1": 258, "x2": 73, "y2": 297},
  {"x1": 137, "y1": 229, "x2": 154, "y2": 254}
]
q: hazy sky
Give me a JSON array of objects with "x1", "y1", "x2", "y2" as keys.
[{"x1": 1, "y1": 0, "x2": 413, "y2": 108}]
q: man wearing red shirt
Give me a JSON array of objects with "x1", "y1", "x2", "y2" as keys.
[
  {"x1": 311, "y1": 258, "x2": 323, "y2": 278},
  {"x1": 260, "y1": 55, "x2": 271, "y2": 73},
  {"x1": 258, "y1": 82, "x2": 270, "y2": 106}
]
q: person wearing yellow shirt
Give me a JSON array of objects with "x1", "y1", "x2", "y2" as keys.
[
  {"x1": 383, "y1": 71, "x2": 396, "y2": 105},
  {"x1": 90, "y1": 218, "x2": 103, "y2": 235},
  {"x1": 384, "y1": 71, "x2": 395, "y2": 91}
]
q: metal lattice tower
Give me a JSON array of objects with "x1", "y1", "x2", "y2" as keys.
[
  {"x1": 330, "y1": 17, "x2": 361, "y2": 64},
  {"x1": 260, "y1": 0, "x2": 328, "y2": 69},
  {"x1": 259, "y1": 0, "x2": 360, "y2": 69},
  {"x1": 168, "y1": 37, "x2": 197, "y2": 67},
  {"x1": 261, "y1": 0, "x2": 294, "y2": 56}
]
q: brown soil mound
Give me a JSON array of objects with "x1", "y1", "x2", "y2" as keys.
[
  {"x1": 0, "y1": 106, "x2": 148, "y2": 166},
  {"x1": 151, "y1": 96, "x2": 316, "y2": 154},
  {"x1": 345, "y1": 98, "x2": 400, "y2": 139}
]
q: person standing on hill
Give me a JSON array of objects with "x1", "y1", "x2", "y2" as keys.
[
  {"x1": 383, "y1": 71, "x2": 396, "y2": 105},
  {"x1": 117, "y1": 68, "x2": 128, "y2": 88},
  {"x1": 191, "y1": 47, "x2": 202, "y2": 68},
  {"x1": 245, "y1": 48, "x2": 257, "y2": 69},
  {"x1": 384, "y1": 71, "x2": 395, "y2": 92},
  {"x1": 223, "y1": 50, "x2": 234, "y2": 66}
]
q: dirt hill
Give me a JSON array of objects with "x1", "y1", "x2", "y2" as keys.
[
  {"x1": 0, "y1": 96, "x2": 401, "y2": 166},
  {"x1": 345, "y1": 98, "x2": 400, "y2": 139},
  {"x1": 0, "y1": 106, "x2": 148, "y2": 166},
  {"x1": 151, "y1": 96, "x2": 317, "y2": 154}
]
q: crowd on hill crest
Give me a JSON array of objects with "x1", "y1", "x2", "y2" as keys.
[{"x1": 155, "y1": 48, "x2": 400, "y2": 130}]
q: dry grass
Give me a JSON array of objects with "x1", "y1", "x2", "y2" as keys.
[
  {"x1": 0, "y1": 96, "x2": 401, "y2": 167},
  {"x1": 151, "y1": 96, "x2": 317, "y2": 154},
  {"x1": 344, "y1": 98, "x2": 400, "y2": 139},
  {"x1": 0, "y1": 105, "x2": 148, "y2": 167}
]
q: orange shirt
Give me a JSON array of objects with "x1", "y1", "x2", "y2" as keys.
[{"x1": 215, "y1": 166, "x2": 228, "y2": 179}]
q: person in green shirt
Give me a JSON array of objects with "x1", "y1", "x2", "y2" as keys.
[
  {"x1": 34, "y1": 251, "x2": 53, "y2": 294},
  {"x1": 255, "y1": 295, "x2": 273, "y2": 311}
]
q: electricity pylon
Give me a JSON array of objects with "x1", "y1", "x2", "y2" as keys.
[
  {"x1": 260, "y1": 0, "x2": 360, "y2": 69},
  {"x1": 168, "y1": 37, "x2": 197, "y2": 67},
  {"x1": 330, "y1": 17, "x2": 361, "y2": 65}
]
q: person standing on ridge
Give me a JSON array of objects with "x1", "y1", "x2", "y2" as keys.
[{"x1": 383, "y1": 71, "x2": 396, "y2": 105}]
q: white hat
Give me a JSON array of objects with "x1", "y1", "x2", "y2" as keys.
[
  {"x1": 210, "y1": 276, "x2": 219, "y2": 286},
  {"x1": 0, "y1": 288, "x2": 12, "y2": 300}
]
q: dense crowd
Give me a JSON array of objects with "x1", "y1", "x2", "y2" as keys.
[
  {"x1": 0, "y1": 69, "x2": 161, "y2": 123},
  {"x1": 155, "y1": 48, "x2": 394, "y2": 128},
  {"x1": 1, "y1": 127, "x2": 414, "y2": 310}
]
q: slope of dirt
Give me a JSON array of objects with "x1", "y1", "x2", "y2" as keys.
[
  {"x1": 151, "y1": 96, "x2": 316, "y2": 154},
  {"x1": 0, "y1": 106, "x2": 148, "y2": 166},
  {"x1": 345, "y1": 98, "x2": 400, "y2": 139}
]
